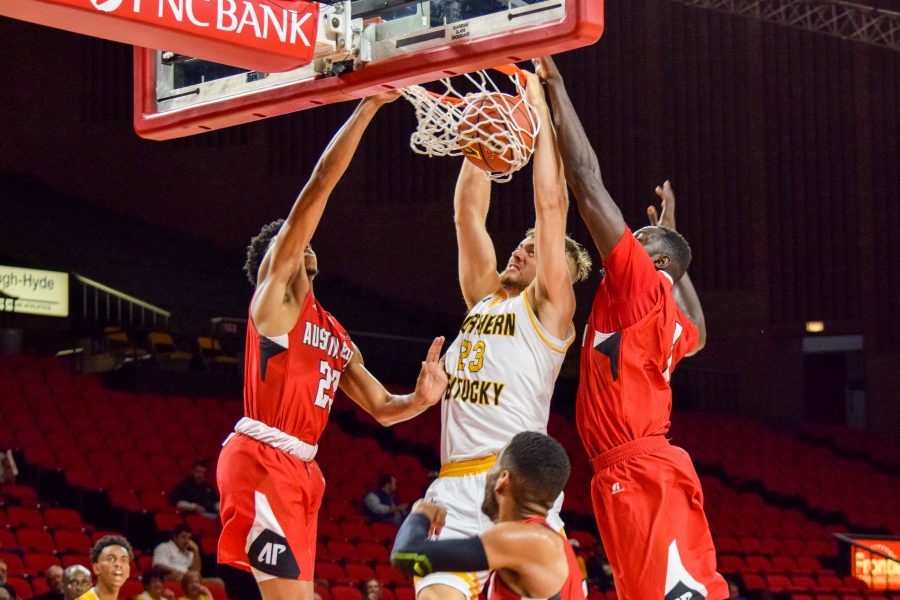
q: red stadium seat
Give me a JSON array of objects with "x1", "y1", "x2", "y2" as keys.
[
  {"x1": 393, "y1": 587, "x2": 415, "y2": 600},
  {"x1": 202, "y1": 579, "x2": 226, "y2": 599},
  {"x1": 55, "y1": 530, "x2": 92, "y2": 553},
  {"x1": 771, "y1": 555, "x2": 799, "y2": 572},
  {"x1": 327, "y1": 541, "x2": 358, "y2": 562},
  {"x1": 374, "y1": 564, "x2": 410, "y2": 587},
  {"x1": 765, "y1": 574, "x2": 792, "y2": 592},
  {"x1": 331, "y1": 585, "x2": 364, "y2": 600},
  {"x1": 6, "y1": 506, "x2": 45, "y2": 528},
  {"x1": 16, "y1": 528, "x2": 56, "y2": 552},
  {"x1": 356, "y1": 542, "x2": 389, "y2": 563},
  {"x1": 0, "y1": 529, "x2": 18, "y2": 549},
  {"x1": 154, "y1": 512, "x2": 184, "y2": 532},
  {"x1": 318, "y1": 520, "x2": 344, "y2": 541},
  {"x1": 718, "y1": 554, "x2": 745, "y2": 573},
  {"x1": 370, "y1": 522, "x2": 399, "y2": 543},
  {"x1": 185, "y1": 514, "x2": 219, "y2": 537},
  {"x1": 62, "y1": 553, "x2": 91, "y2": 569},
  {"x1": 6, "y1": 576, "x2": 32, "y2": 599},
  {"x1": 0, "y1": 552, "x2": 26, "y2": 576},
  {"x1": 744, "y1": 555, "x2": 772, "y2": 572},
  {"x1": 32, "y1": 576, "x2": 50, "y2": 595},
  {"x1": 315, "y1": 561, "x2": 347, "y2": 582},
  {"x1": 344, "y1": 561, "x2": 375, "y2": 583},
  {"x1": 741, "y1": 574, "x2": 766, "y2": 591},
  {"x1": 341, "y1": 521, "x2": 374, "y2": 541},
  {"x1": 24, "y1": 552, "x2": 61, "y2": 573},
  {"x1": 44, "y1": 507, "x2": 84, "y2": 531},
  {"x1": 121, "y1": 578, "x2": 144, "y2": 598},
  {"x1": 200, "y1": 535, "x2": 218, "y2": 556}
]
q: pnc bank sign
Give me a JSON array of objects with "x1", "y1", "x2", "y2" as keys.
[
  {"x1": 0, "y1": 0, "x2": 320, "y2": 72},
  {"x1": 88, "y1": 0, "x2": 316, "y2": 47}
]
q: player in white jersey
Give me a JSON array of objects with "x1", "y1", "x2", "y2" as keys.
[{"x1": 417, "y1": 72, "x2": 592, "y2": 600}]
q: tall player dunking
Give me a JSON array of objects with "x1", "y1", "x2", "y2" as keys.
[
  {"x1": 217, "y1": 92, "x2": 448, "y2": 600},
  {"x1": 538, "y1": 56, "x2": 727, "y2": 600},
  {"x1": 417, "y1": 72, "x2": 591, "y2": 600}
]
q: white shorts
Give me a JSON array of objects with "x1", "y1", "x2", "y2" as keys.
[{"x1": 414, "y1": 462, "x2": 564, "y2": 599}]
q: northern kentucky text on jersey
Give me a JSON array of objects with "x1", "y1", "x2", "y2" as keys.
[
  {"x1": 444, "y1": 374, "x2": 505, "y2": 406},
  {"x1": 459, "y1": 312, "x2": 516, "y2": 336},
  {"x1": 303, "y1": 322, "x2": 353, "y2": 363}
]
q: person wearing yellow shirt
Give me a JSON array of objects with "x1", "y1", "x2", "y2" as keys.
[
  {"x1": 176, "y1": 572, "x2": 213, "y2": 600},
  {"x1": 76, "y1": 536, "x2": 133, "y2": 600}
]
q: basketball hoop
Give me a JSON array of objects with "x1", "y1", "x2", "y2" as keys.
[{"x1": 401, "y1": 66, "x2": 541, "y2": 183}]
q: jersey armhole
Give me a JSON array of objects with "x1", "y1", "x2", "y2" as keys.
[{"x1": 522, "y1": 290, "x2": 575, "y2": 354}]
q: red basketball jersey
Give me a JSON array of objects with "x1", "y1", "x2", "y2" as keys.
[
  {"x1": 487, "y1": 517, "x2": 585, "y2": 600},
  {"x1": 577, "y1": 228, "x2": 698, "y2": 457},
  {"x1": 243, "y1": 290, "x2": 354, "y2": 444}
]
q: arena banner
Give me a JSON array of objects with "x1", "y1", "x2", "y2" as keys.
[
  {"x1": 0, "y1": 0, "x2": 320, "y2": 73},
  {"x1": 0, "y1": 265, "x2": 69, "y2": 318},
  {"x1": 849, "y1": 536, "x2": 900, "y2": 590}
]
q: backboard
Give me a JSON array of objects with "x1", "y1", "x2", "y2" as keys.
[{"x1": 134, "y1": 0, "x2": 603, "y2": 140}]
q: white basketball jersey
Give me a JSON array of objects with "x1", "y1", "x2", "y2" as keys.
[{"x1": 441, "y1": 290, "x2": 574, "y2": 464}]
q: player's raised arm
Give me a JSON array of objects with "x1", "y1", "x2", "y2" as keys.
[
  {"x1": 536, "y1": 56, "x2": 625, "y2": 259},
  {"x1": 454, "y1": 160, "x2": 502, "y2": 309},
  {"x1": 390, "y1": 502, "x2": 567, "y2": 595},
  {"x1": 647, "y1": 181, "x2": 707, "y2": 354},
  {"x1": 252, "y1": 92, "x2": 399, "y2": 334},
  {"x1": 523, "y1": 72, "x2": 576, "y2": 338},
  {"x1": 338, "y1": 337, "x2": 448, "y2": 426}
]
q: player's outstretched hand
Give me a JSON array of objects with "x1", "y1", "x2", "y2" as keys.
[
  {"x1": 522, "y1": 71, "x2": 547, "y2": 109},
  {"x1": 411, "y1": 499, "x2": 448, "y2": 537},
  {"x1": 367, "y1": 89, "x2": 403, "y2": 107},
  {"x1": 647, "y1": 180, "x2": 677, "y2": 231},
  {"x1": 532, "y1": 56, "x2": 562, "y2": 85},
  {"x1": 414, "y1": 336, "x2": 448, "y2": 408}
]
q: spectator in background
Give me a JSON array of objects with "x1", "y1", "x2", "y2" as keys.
[
  {"x1": 171, "y1": 460, "x2": 219, "y2": 517},
  {"x1": 362, "y1": 579, "x2": 381, "y2": 600},
  {"x1": 133, "y1": 569, "x2": 173, "y2": 600},
  {"x1": 0, "y1": 587, "x2": 10, "y2": 600},
  {"x1": 0, "y1": 559, "x2": 18, "y2": 600},
  {"x1": 0, "y1": 450, "x2": 18, "y2": 484},
  {"x1": 584, "y1": 542, "x2": 615, "y2": 592},
  {"x1": 63, "y1": 566, "x2": 92, "y2": 600},
  {"x1": 177, "y1": 571, "x2": 212, "y2": 600},
  {"x1": 727, "y1": 579, "x2": 746, "y2": 600},
  {"x1": 76, "y1": 534, "x2": 133, "y2": 600},
  {"x1": 363, "y1": 473, "x2": 408, "y2": 526},
  {"x1": 32, "y1": 565, "x2": 64, "y2": 600},
  {"x1": 152, "y1": 525, "x2": 201, "y2": 581}
]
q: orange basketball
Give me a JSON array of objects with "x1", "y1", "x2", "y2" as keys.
[{"x1": 457, "y1": 92, "x2": 536, "y2": 174}]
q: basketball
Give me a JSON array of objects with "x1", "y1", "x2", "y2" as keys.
[{"x1": 456, "y1": 92, "x2": 537, "y2": 174}]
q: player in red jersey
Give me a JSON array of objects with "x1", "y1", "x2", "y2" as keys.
[
  {"x1": 536, "y1": 56, "x2": 727, "y2": 600},
  {"x1": 391, "y1": 432, "x2": 585, "y2": 600},
  {"x1": 217, "y1": 92, "x2": 449, "y2": 600}
]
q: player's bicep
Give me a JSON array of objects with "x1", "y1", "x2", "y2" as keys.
[{"x1": 456, "y1": 223, "x2": 501, "y2": 308}]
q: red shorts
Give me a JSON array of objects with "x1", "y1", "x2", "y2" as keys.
[
  {"x1": 217, "y1": 434, "x2": 325, "y2": 581},
  {"x1": 590, "y1": 437, "x2": 728, "y2": 600}
]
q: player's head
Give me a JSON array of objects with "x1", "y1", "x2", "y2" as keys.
[
  {"x1": 141, "y1": 568, "x2": 167, "y2": 599},
  {"x1": 89, "y1": 535, "x2": 132, "y2": 591},
  {"x1": 499, "y1": 230, "x2": 591, "y2": 292},
  {"x1": 63, "y1": 565, "x2": 92, "y2": 600},
  {"x1": 633, "y1": 226, "x2": 691, "y2": 283},
  {"x1": 481, "y1": 431, "x2": 570, "y2": 521},
  {"x1": 244, "y1": 219, "x2": 319, "y2": 286}
]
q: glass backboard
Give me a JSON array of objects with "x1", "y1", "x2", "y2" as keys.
[{"x1": 134, "y1": 0, "x2": 603, "y2": 139}]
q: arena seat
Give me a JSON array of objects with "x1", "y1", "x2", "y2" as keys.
[
  {"x1": 44, "y1": 507, "x2": 85, "y2": 531},
  {"x1": 393, "y1": 587, "x2": 415, "y2": 600},
  {"x1": 6, "y1": 576, "x2": 32, "y2": 599},
  {"x1": 24, "y1": 551, "x2": 61, "y2": 573},
  {"x1": 154, "y1": 511, "x2": 184, "y2": 532},
  {"x1": 316, "y1": 561, "x2": 347, "y2": 582},
  {"x1": 356, "y1": 541, "x2": 390, "y2": 563},
  {"x1": 344, "y1": 561, "x2": 376, "y2": 582},
  {"x1": 16, "y1": 528, "x2": 55, "y2": 552},
  {"x1": 54, "y1": 530, "x2": 92, "y2": 553},
  {"x1": 61, "y1": 553, "x2": 91, "y2": 568},
  {"x1": 331, "y1": 585, "x2": 364, "y2": 600},
  {"x1": 0, "y1": 552, "x2": 26, "y2": 576}
]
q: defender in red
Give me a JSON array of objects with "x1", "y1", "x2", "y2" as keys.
[
  {"x1": 217, "y1": 91, "x2": 447, "y2": 600},
  {"x1": 539, "y1": 56, "x2": 727, "y2": 600}
]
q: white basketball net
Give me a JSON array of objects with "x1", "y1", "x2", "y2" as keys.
[{"x1": 401, "y1": 69, "x2": 541, "y2": 183}]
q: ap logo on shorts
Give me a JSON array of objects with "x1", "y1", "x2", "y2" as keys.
[{"x1": 249, "y1": 529, "x2": 301, "y2": 579}]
